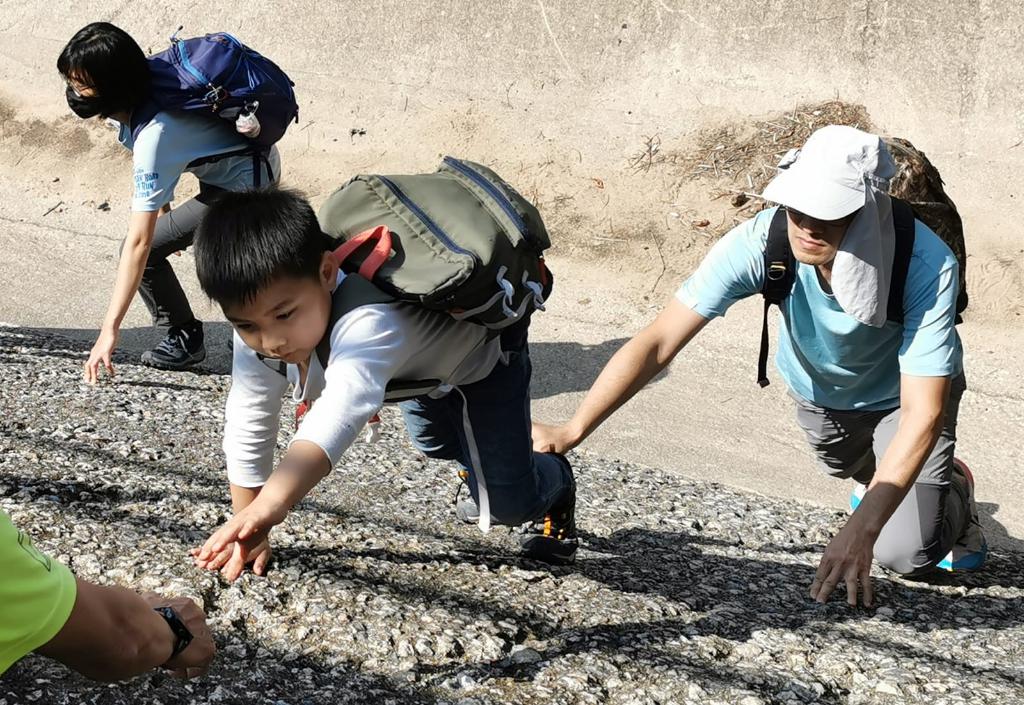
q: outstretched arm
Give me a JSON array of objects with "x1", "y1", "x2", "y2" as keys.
[
  {"x1": 198, "y1": 304, "x2": 405, "y2": 574},
  {"x1": 196, "y1": 440, "x2": 330, "y2": 568},
  {"x1": 533, "y1": 298, "x2": 710, "y2": 453},
  {"x1": 37, "y1": 581, "x2": 215, "y2": 681},
  {"x1": 84, "y1": 210, "x2": 160, "y2": 383}
]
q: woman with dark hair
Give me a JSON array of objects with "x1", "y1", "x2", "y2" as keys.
[{"x1": 59, "y1": 22, "x2": 282, "y2": 379}]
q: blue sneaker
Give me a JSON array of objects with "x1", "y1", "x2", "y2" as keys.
[
  {"x1": 849, "y1": 482, "x2": 867, "y2": 512},
  {"x1": 937, "y1": 458, "x2": 988, "y2": 572}
]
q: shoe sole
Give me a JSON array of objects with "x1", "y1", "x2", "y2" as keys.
[
  {"x1": 140, "y1": 350, "x2": 207, "y2": 371},
  {"x1": 455, "y1": 504, "x2": 480, "y2": 524}
]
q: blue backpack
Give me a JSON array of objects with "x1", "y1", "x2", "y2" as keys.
[{"x1": 131, "y1": 30, "x2": 298, "y2": 178}]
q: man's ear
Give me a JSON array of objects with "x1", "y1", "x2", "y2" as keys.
[{"x1": 319, "y1": 250, "x2": 340, "y2": 288}]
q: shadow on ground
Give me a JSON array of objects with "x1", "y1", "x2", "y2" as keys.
[
  {"x1": 6, "y1": 325, "x2": 649, "y2": 399},
  {"x1": 8, "y1": 323, "x2": 236, "y2": 375}
]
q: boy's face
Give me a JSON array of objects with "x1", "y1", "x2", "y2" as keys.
[{"x1": 223, "y1": 253, "x2": 338, "y2": 365}]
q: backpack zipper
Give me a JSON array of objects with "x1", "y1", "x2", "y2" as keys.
[
  {"x1": 174, "y1": 41, "x2": 212, "y2": 89},
  {"x1": 442, "y1": 156, "x2": 528, "y2": 238},
  {"x1": 176, "y1": 37, "x2": 239, "y2": 110},
  {"x1": 215, "y1": 34, "x2": 246, "y2": 92},
  {"x1": 376, "y1": 176, "x2": 476, "y2": 260}
]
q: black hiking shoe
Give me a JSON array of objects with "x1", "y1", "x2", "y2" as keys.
[
  {"x1": 141, "y1": 321, "x2": 206, "y2": 371},
  {"x1": 519, "y1": 461, "x2": 578, "y2": 565},
  {"x1": 454, "y1": 469, "x2": 480, "y2": 524}
]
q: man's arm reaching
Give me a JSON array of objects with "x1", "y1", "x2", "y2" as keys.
[
  {"x1": 810, "y1": 373, "x2": 950, "y2": 607},
  {"x1": 533, "y1": 298, "x2": 710, "y2": 453}
]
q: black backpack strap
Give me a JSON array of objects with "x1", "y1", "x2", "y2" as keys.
[
  {"x1": 886, "y1": 198, "x2": 917, "y2": 325},
  {"x1": 256, "y1": 353, "x2": 288, "y2": 377},
  {"x1": 250, "y1": 149, "x2": 275, "y2": 188},
  {"x1": 758, "y1": 208, "x2": 795, "y2": 387},
  {"x1": 184, "y1": 146, "x2": 272, "y2": 188}
]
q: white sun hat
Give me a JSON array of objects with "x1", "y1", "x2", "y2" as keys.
[{"x1": 762, "y1": 125, "x2": 896, "y2": 220}]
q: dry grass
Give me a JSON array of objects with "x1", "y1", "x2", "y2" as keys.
[
  {"x1": 639, "y1": 100, "x2": 875, "y2": 232},
  {"x1": 678, "y1": 100, "x2": 874, "y2": 193}
]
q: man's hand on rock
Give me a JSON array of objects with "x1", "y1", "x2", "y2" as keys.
[{"x1": 811, "y1": 515, "x2": 876, "y2": 608}]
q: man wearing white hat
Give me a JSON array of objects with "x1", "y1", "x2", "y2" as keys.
[{"x1": 533, "y1": 125, "x2": 985, "y2": 607}]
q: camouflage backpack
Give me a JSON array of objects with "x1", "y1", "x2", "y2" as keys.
[{"x1": 885, "y1": 137, "x2": 968, "y2": 316}]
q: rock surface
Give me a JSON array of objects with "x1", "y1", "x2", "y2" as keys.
[{"x1": 2, "y1": 326, "x2": 1022, "y2": 704}]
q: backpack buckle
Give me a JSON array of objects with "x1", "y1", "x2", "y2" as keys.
[
  {"x1": 767, "y1": 261, "x2": 788, "y2": 281},
  {"x1": 203, "y1": 85, "x2": 229, "y2": 108}
]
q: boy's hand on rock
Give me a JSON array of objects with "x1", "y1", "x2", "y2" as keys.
[
  {"x1": 84, "y1": 328, "x2": 118, "y2": 384},
  {"x1": 191, "y1": 538, "x2": 272, "y2": 582},
  {"x1": 195, "y1": 498, "x2": 287, "y2": 581}
]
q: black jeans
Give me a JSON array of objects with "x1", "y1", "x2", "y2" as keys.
[{"x1": 129, "y1": 184, "x2": 223, "y2": 328}]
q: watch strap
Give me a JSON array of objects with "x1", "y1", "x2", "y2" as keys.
[{"x1": 153, "y1": 606, "x2": 194, "y2": 660}]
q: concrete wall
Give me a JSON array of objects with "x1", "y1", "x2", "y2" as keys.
[
  {"x1": 7, "y1": 1, "x2": 1021, "y2": 183},
  {"x1": 2, "y1": 1, "x2": 1022, "y2": 539},
  {"x1": 2, "y1": 0, "x2": 1021, "y2": 287}
]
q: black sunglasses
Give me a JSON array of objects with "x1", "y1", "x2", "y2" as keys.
[{"x1": 783, "y1": 206, "x2": 860, "y2": 227}]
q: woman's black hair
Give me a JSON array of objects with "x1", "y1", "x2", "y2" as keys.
[
  {"x1": 57, "y1": 22, "x2": 150, "y2": 115},
  {"x1": 194, "y1": 188, "x2": 335, "y2": 309}
]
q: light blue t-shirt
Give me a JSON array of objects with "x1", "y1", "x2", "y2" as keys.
[
  {"x1": 677, "y1": 207, "x2": 963, "y2": 410},
  {"x1": 118, "y1": 111, "x2": 281, "y2": 212}
]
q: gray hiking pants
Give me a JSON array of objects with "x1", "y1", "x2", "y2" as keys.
[
  {"x1": 793, "y1": 373, "x2": 970, "y2": 576},
  {"x1": 129, "y1": 151, "x2": 279, "y2": 329},
  {"x1": 134, "y1": 187, "x2": 220, "y2": 329}
]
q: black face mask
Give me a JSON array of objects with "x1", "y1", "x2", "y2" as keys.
[{"x1": 65, "y1": 85, "x2": 107, "y2": 119}]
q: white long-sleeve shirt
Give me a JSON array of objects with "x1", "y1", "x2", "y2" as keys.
[{"x1": 223, "y1": 273, "x2": 503, "y2": 487}]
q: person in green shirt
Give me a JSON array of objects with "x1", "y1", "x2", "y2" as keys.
[{"x1": 0, "y1": 510, "x2": 215, "y2": 680}]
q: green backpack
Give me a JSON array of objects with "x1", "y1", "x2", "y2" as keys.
[{"x1": 318, "y1": 156, "x2": 553, "y2": 331}]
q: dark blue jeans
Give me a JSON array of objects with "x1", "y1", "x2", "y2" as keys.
[{"x1": 399, "y1": 321, "x2": 573, "y2": 527}]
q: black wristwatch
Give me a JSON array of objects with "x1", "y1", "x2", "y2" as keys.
[{"x1": 153, "y1": 606, "x2": 193, "y2": 659}]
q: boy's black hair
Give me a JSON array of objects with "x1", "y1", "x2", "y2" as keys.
[
  {"x1": 57, "y1": 22, "x2": 150, "y2": 115},
  {"x1": 194, "y1": 188, "x2": 335, "y2": 309}
]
